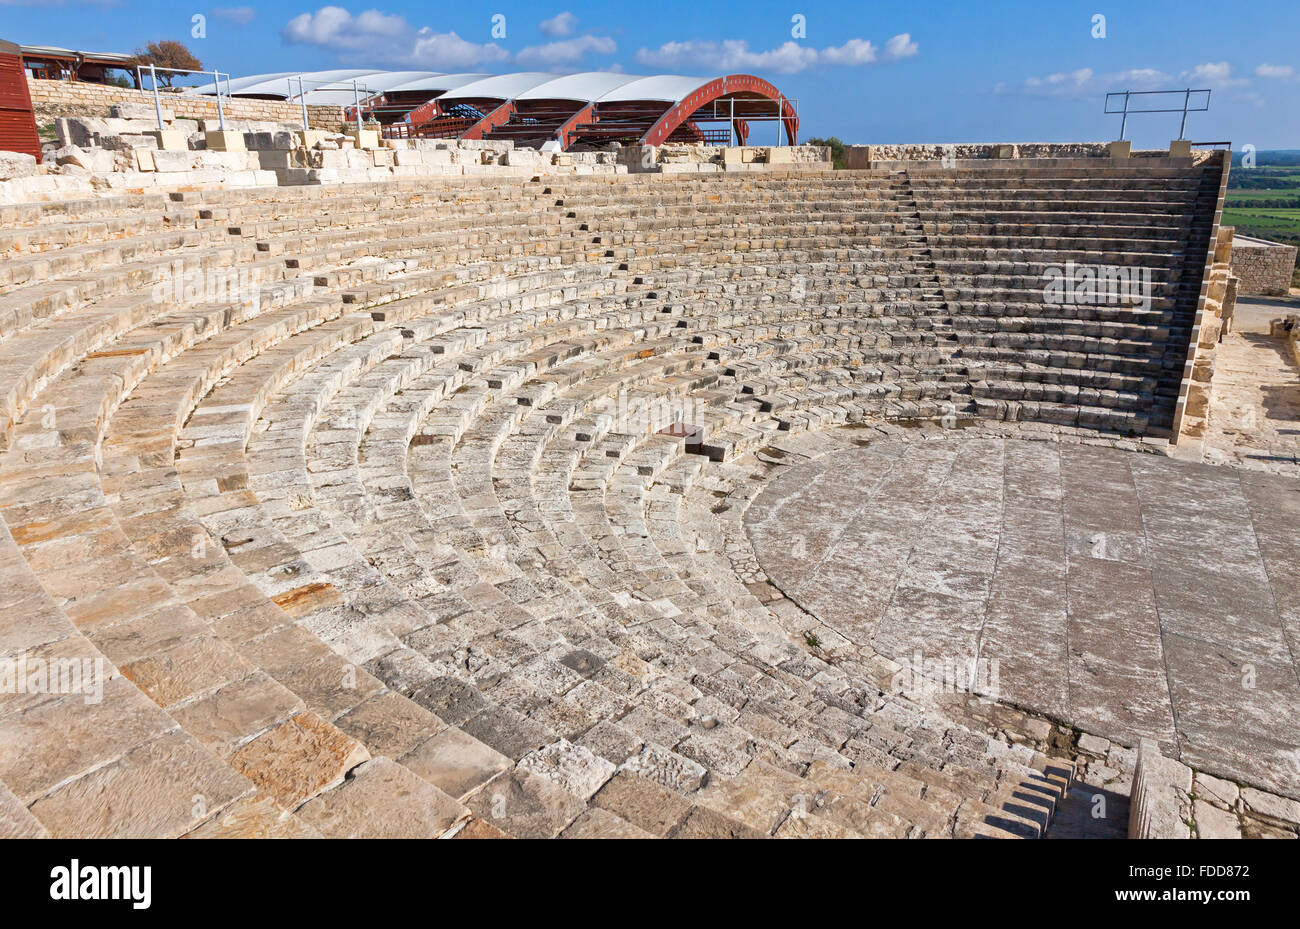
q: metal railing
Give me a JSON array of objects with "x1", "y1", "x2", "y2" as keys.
[
  {"x1": 284, "y1": 78, "x2": 379, "y2": 133},
  {"x1": 137, "y1": 64, "x2": 232, "y2": 130},
  {"x1": 1105, "y1": 88, "x2": 1211, "y2": 140}
]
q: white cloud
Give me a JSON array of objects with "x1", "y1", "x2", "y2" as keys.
[
  {"x1": 213, "y1": 6, "x2": 255, "y2": 25},
  {"x1": 409, "y1": 29, "x2": 510, "y2": 69},
  {"x1": 820, "y1": 39, "x2": 877, "y2": 67},
  {"x1": 283, "y1": 6, "x2": 617, "y2": 69},
  {"x1": 1004, "y1": 66, "x2": 1170, "y2": 96},
  {"x1": 1181, "y1": 61, "x2": 1248, "y2": 87},
  {"x1": 635, "y1": 32, "x2": 917, "y2": 76},
  {"x1": 283, "y1": 6, "x2": 406, "y2": 52},
  {"x1": 883, "y1": 33, "x2": 918, "y2": 61},
  {"x1": 1255, "y1": 63, "x2": 1294, "y2": 79},
  {"x1": 516, "y1": 35, "x2": 616, "y2": 68},
  {"x1": 539, "y1": 11, "x2": 577, "y2": 38}
]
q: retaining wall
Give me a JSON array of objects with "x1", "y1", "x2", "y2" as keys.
[
  {"x1": 25, "y1": 76, "x2": 347, "y2": 132},
  {"x1": 1229, "y1": 233, "x2": 1297, "y2": 296}
]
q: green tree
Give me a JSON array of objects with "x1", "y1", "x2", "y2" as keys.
[
  {"x1": 132, "y1": 41, "x2": 204, "y2": 87},
  {"x1": 807, "y1": 136, "x2": 847, "y2": 170}
]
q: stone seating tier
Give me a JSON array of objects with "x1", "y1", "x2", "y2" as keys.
[{"x1": 0, "y1": 159, "x2": 1225, "y2": 838}]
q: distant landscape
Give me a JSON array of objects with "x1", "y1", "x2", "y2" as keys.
[{"x1": 1226, "y1": 150, "x2": 1300, "y2": 288}]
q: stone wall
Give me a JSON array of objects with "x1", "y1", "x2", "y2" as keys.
[
  {"x1": 1229, "y1": 233, "x2": 1297, "y2": 296},
  {"x1": 1173, "y1": 155, "x2": 1233, "y2": 444},
  {"x1": 25, "y1": 77, "x2": 347, "y2": 134},
  {"x1": 843, "y1": 142, "x2": 1214, "y2": 168}
]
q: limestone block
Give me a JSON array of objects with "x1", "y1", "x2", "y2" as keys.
[
  {"x1": 298, "y1": 129, "x2": 331, "y2": 150},
  {"x1": 244, "y1": 130, "x2": 298, "y2": 151},
  {"x1": 345, "y1": 129, "x2": 380, "y2": 149},
  {"x1": 1169, "y1": 139, "x2": 1193, "y2": 158},
  {"x1": 504, "y1": 148, "x2": 545, "y2": 167},
  {"x1": 56, "y1": 117, "x2": 108, "y2": 148},
  {"x1": 99, "y1": 133, "x2": 159, "y2": 152},
  {"x1": 205, "y1": 130, "x2": 246, "y2": 152},
  {"x1": 768, "y1": 146, "x2": 794, "y2": 164},
  {"x1": 371, "y1": 148, "x2": 394, "y2": 167},
  {"x1": 153, "y1": 149, "x2": 200, "y2": 172},
  {"x1": 198, "y1": 150, "x2": 255, "y2": 171},
  {"x1": 257, "y1": 149, "x2": 303, "y2": 170},
  {"x1": 52, "y1": 145, "x2": 114, "y2": 173},
  {"x1": 148, "y1": 129, "x2": 189, "y2": 151},
  {"x1": 134, "y1": 149, "x2": 156, "y2": 172},
  {"x1": 111, "y1": 102, "x2": 172, "y2": 123},
  {"x1": 1214, "y1": 225, "x2": 1235, "y2": 264},
  {"x1": 1108, "y1": 140, "x2": 1132, "y2": 159},
  {"x1": 0, "y1": 151, "x2": 37, "y2": 182}
]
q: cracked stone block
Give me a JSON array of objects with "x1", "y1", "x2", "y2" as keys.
[
  {"x1": 184, "y1": 793, "x2": 322, "y2": 839},
  {"x1": 0, "y1": 781, "x2": 47, "y2": 838},
  {"x1": 229, "y1": 711, "x2": 370, "y2": 809},
  {"x1": 465, "y1": 769, "x2": 587, "y2": 839},
  {"x1": 1192, "y1": 799, "x2": 1241, "y2": 839},
  {"x1": 620, "y1": 743, "x2": 709, "y2": 793},
  {"x1": 295, "y1": 758, "x2": 469, "y2": 838},
  {"x1": 30, "y1": 731, "x2": 252, "y2": 839},
  {"x1": 517, "y1": 739, "x2": 617, "y2": 800}
]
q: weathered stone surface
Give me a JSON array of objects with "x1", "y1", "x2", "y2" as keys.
[
  {"x1": 465, "y1": 770, "x2": 586, "y2": 839},
  {"x1": 0, "y1": 151, "x2": 37, "y2": 181},
  {"x1": 295, "y1": 758, "x2": 469, "y2": 838},
  {"x1": 0, "y1": 157, "x2": 1262, "y2": 843},
  {"x1": 398, "y1": 726, "x2": 511, "y2": 801},
  {"x1": 333, "y1": 692, "x2": 445, "y2": 759},
  {"x1": 669, "y1": 805, "x2": 767, "y2": 839},
  {"x1": 560, "y1": 807, "x2": 655, "y2": 838},
  {"x1": 228, "y1": 712, "x2": 370, "y2": 808},
  {"x1": 620, "y1": 743, "x2": 709, "y2": 793},
  {"x1": 748, "y1": 436, "x2": 1300, "y2": 797},
  {"x1": 0, "y1": 781, "x2": 47, "y2": 838},
  {"x1": 184, "y1": 793, "x2": 322, "y2": 838},
  {"x1": 455, "y1": 817, "x2": 513, "y2": 839},
  {"x1": 517, "y1": 739, "x2": 616, "y2": 800},
  {"x1": 591, "y1": 771, "x2": 691, "y2": 836},
  {"x1": 29, "y1": 731, "x2": 251, "y2": 838}
]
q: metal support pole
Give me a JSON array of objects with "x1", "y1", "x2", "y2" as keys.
[
  {"x1": 149, "y1": 65, "x2": 163, "y2": 130},
  {"x1": 1120, "y1": 91, "x2": 1130, "y2": 140},
  {"x1": 214, "y1": 70, "x2": 226, "y2": 131},
  {"x1": 353, "y1": 81, "x2": 362, "y2": 134},
  {"x1": 1179, "y1": 88, "x2": 1190, "y2": 140}
]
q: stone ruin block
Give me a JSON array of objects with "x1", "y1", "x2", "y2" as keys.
[{"x1": 110, "y1": 102, "x2": 173, "y2": 123}]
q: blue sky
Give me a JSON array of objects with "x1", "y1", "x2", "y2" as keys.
[{"x1": 3, "y1": 0, "x2": 1297, "y2": 148}]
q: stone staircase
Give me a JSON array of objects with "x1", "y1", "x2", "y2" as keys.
[{"x1": 0, "y1": 158, "x2": 1225, "y2": 837}]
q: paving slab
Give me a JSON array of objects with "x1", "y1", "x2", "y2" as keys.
[{"x1": 747, "y1": 437, "x2": 1300, "y2": 798}]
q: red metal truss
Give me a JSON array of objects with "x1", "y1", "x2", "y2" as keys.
[{"x1": 641, "y1": 75, "x2": 797, "y2": 147}]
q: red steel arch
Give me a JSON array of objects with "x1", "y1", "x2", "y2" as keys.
[{"x1": 641, "y1": 74, "x2": 797, "y2": 147}]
